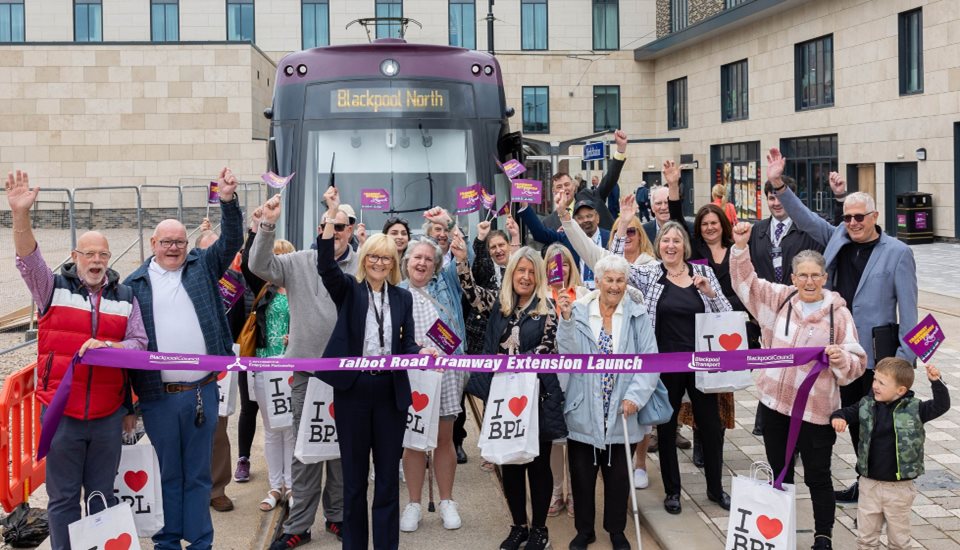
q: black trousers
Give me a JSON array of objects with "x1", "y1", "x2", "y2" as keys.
[
  {"x1": 502, "y1": 439, "x2": 554, "y2": 528},
  {"x1": 657, "y1": 373, "x2": 724, "y2": 496},
  {"x1": 453, "y1": 393, "x2": 467, "y2": 448},
  {"x1": 236, "y1": 371, "x2": 259, "y2": 459},
  {"x1": 839, "y1": 369, "x2": 874, "y2": 456},
  {"x1": 760, "y1": 404, "x2": 836, "y2": 537},
  {"x1": 334, "y1": 374, "x2": 407, "y2": 550},
  {"x1": 568, "y1": 439, "x2": 635, "y2": 537}
]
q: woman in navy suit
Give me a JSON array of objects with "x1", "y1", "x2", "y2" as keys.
[{"x1": 315, "y1": 186, "x2": 437, "y2": 550}]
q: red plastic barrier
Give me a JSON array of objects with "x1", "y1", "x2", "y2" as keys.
[{"x1": 0, "y1": 362, "x2": 45, "y2": 513}]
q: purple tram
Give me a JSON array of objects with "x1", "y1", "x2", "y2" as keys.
[{"x1": 267, "y1": 38, "x2": 519, "y2": 249}]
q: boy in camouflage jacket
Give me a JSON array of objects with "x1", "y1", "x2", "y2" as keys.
[{"x1": 831, "y1": 358, "x2": 950, "y2": 550}]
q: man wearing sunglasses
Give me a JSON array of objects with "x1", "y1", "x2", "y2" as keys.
[
  {"x1": 251, "y1": 194, "x2": 357, "y2": 549},
  {"x1": 768, "y1": 147, "x2": 918, "y2": 504},
  {"x1": 7, "y1": 169, "x2": 148, "y2": 550}
]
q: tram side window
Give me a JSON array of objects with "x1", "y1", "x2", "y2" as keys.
[
  {"x1": 376, "y1": 0, "x2": 402, "y2": 39},
  {"x1": 521, "y1": 0, "x2": 547, "y2": 51},
  {"x1": 449, "y1": 0, "x2": 475, "y2": 49},
  {"x1": 302, "y1": 0, "x2": 329, "y2": 48},
  {"x1": 227, "y1": 0, "x2": 254, "y2": 43}
]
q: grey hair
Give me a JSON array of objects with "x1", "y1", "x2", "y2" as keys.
[
  {"x1": 650, "y1": 185, "x2": 669, "y2": 202},
  {"x1": 421, "y1": 219, "x2": 446, "y2": 235},
  {"x1": 593, "y1": 254, "x2": 631, "y2": 283},
  {"x1": 401, "y1": 238, "x2": 444, "y2": 279},
  {"x1": 844, "y1": 192, "x2": 876, "y2": 213},
  {"x1": 653, "y1": 221, "x2": 692, "y2": 261},
  {"x1": 791, "y1": 249, "x2": 827, "y2": 274}
]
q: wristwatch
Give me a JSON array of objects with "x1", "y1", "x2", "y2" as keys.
[
  {"x1": 260, "y1": 221, "x2": 277, "y2": 231},
  {"x1": 445, "y1": 219, "x2": 456, "y2": 231}
]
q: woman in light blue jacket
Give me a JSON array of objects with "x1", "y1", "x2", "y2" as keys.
[{"x1": 556, "y1": 254, "x2": 660, "y2": 550}]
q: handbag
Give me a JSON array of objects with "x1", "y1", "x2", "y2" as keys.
[
  {"x1": 293, "y1": 377, "x2": 340, "y2": 463},
  {"x1": 113, "y1": 439, "x2": 164, "y2": 537},
  {"x1": 403, "y1": 370, "x2": 443, "y2": 451},
  {"x1": 236, "y1": 285, "x2": 272, "y2": 357},
  {"x1": 694, "y1": 311, "x2": 753, "y2": 393},
  {"x1": 725, "y1": 462, "x2": 797, "y2": 550},
  {"x1": 68, "y1": 491, "x2": 142, "y2": 550},
  {"x1": 479, "y1": 372, "x2": 541, "y2": 465},
  {"x1": 635, "y1": 378, "x2": 673, "y2": 426}
]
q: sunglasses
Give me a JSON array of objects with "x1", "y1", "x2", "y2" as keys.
[
  {"x1": 321, "y1": 222, "x2": 348, "y2": 232},
  {"x1": 625, "y1": 227, "x2": 639, "y2": 237},
  {"x1": 842, "y1": 212, "x2": 875, "y2": 224}
]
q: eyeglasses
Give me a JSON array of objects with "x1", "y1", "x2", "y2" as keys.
[
  {"x1": 321, "y1": 223, "x2": 348, "y2": 232},
  {"x1": 625, "y1": 227, "x2": 639, "y2": 237},
  {"x1": 366, "y1": 254, "x2": 394, "y2": 264},
  {"x1": 158, "y1": 240, "x2": 188, "y2": 250},
  {"x1": 75, "y1": 250, "x2": 112, "y2": 260},
  {"x1": 794, "y1": 273, "x2": 825, "y2": 282},
  {"x1": 842, "y1": 212, "x2": 875, "y2": 224}
]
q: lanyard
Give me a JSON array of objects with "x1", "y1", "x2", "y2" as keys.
[{"x1": 368, "y1": 283, "x2": 386, "y2": 351}]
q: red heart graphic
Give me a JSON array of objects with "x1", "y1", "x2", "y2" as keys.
[
  {"x1": 104, "y1": 533, "x2": 132, "y2": 550},
  {"x1": 411, "y1": 392, "x2": 430, "y2": 412},
  {"x1": 756, "y1": 515, "x2": 783, "y2": 540},
  {"x1": 508, "y1": 396, "x2": 528, "y2": 417},
  {"x1": 288, "y1": 376, "x2": 294, "y2": 386},
  {"x1": 217, "y1": 371, "x2": 228, "y2": 381},
  {"x1": 123, "y1": 470, "x2": 149, "y2": 493},
  {"x1": 718, "y1": 333, "x2": 743, "y2": 351},
  {"x1": 328, "y1": 403, "x2": 335, "y2": 419}
]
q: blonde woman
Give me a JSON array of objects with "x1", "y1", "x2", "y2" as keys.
[
  {"x1": 712, "y1": 184, "x2": 738, "y2": 226},
  {"x1": 452, "y1": 237, "x2": 565, "y2": 550},
  {"x1": 314, "y1": 186, "x2": 438, "y2": 550},
  {"x1": 559, "y1": 193, "x2": 656, "y2": 270}
]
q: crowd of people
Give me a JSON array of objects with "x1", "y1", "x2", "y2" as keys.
[{"x1": 5, "y1": 137, "x2": 944, "y2": 550}]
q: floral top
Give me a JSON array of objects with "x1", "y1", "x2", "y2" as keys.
[
  {"x1": 256, "y1": 292, "x2": 289, "y2": 358},
  {"x1": 598, "y1": 327, "x2": 614, "y2": 417}
]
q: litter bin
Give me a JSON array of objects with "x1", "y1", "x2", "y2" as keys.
[{"x1": 895, "y1": 192, "x2": 933, "y2": 244}]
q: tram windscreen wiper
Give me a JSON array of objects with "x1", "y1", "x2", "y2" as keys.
[{"x1": 387, "y1": 122, "x2": 435, "y2": 214}]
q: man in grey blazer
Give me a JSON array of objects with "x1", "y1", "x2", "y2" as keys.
[{"x1": 768, "y1": 147, "x2": 918, "y2": 503}]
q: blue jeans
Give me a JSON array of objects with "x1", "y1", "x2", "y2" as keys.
[
  {"x1": 140, "y1": 381, "x2": 218, "y2": 549},
  {"x1": 45, "y1": 407, "x2": 125, "y2": 550}
]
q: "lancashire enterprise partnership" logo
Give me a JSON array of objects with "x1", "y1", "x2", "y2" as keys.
[{"x1": 333, "y1": 88, "x2": 449, "y2": 113}]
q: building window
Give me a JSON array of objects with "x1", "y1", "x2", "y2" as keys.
[
  {"x1": 521, "y1": 0, "x2": 547, "y2": 51},
  {"x1": 522, "y1": 86, "x2": 549, "y2": 134},
  {"x1": 302, "y1": 0, "x2": 329, "y2": 48},
  {"x1": 725, "y1": 0, "x2": 747, "y2": 7},
  {"x1": 592, "y1": 0, "x2": 618, "y2": 51},
  {"x1": 227, "y1": 0, "x2": 254, "y2": 42},
  {"x1": 74, "y1": 0, "x2": 102, "y2": 42},
  {"x1": 670, "y1": 0, "x2": 687, "y2": 32},
  {"x1": 151, "y1": 0, "x2": 178, "y2": 42},
  {"x1": 721, "y1": 59, "x2": 748, "y2": 122},
  {"x1": 710, "y1": 142, "x2": 761, "y2": 219},
  {"x1": 449, "y1": 0, "x2": 475, "y2": 49},
  {"x1": 667, "y1": 77, "x2": 687, "y2": 130},
  {"x1": 376, "y1": 0, "x2": 402, "y2": 39},
  {"x1": 593, "y1": 85, "x2": 620, "y2": 132},
  {"x1": 780, "y1": 134, "x2": 839, "y2": 220},
  {"x1": 0, "y1": 0, "x2": 24, "y2": 43},
  {"x1": 899, "y1": 8, "x2": 923, "y2": 95},
  {"x1": 795, "y1": 34, "x2": 833, "y2": 111}
]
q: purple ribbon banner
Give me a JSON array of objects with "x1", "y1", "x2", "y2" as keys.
[{"x1": 38, "y1": 347, "x2": 827, "y2": 461}]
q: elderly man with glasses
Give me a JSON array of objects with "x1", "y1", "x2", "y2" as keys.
[
  {"x1": 124, "y1": 168, "x2": 244, "y2": 550},
  {"x1": 767, "y1": 147, "x2": 918, "y2": 504},
  {"x1": 6, "y1": 170, "x2": 148, "y2": 550}
]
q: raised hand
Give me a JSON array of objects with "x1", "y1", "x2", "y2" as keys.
[
  {"x1": 477, "y1": 220, "x2": 491, "y2": 242},
  {"x1": 424, "y1": 206, "x2": 453, "y2": 228},
  {"x1": 692, "y1": 274, "x2": 715, "y2": 298},
  {"x1": 5, "y1": 170, "x2": 39, "y2": 214},
  {"x1": 766, "y1": 148, "x2": 786, "y2": 183},
  {"x1": 926, "y1": 363, "x2": 941, "y2": 381},
  {"x1": 200, "y1": 217, "x2": 212, "y2": 232},
  {"x1": 828, "y1": 171, "x2": 846, "y2": 196},
  {"x1": 732, "y1": 222, "x2": 752, "y2": 249},
  {"x1": 554, "y1": 188, "x2": 573, "y2": 217},
  {"x1": 557, "y1": 290, "x2": 573, "y2": 320},
  {"x1": 218, "y1": 167, "x2": 238, "y2": 202},
  {"x1": 261, "y1": 196, "x2": 282, "y2": 224},
  {"x1": 505, "y1": 215, "x2": 520, "y2": 243},
  {"x1": 662, "y1": 160, "x2": 680, "y2": 187},
  {"x1": 619, "y1": 194, "x2": 638, "y2": 225},
  {"x1": 613, "y1": 129, "x2": 628, "y2": 153},
  {"x1": 450, "y1": 231, "x2": 468, "y2": 262},
  {"x1": 355, "y1": 223, "x2": 368, "y2": 246},
  {"x1": 250, "y1": 206, "x2": 264, "y2": 231},
  {"x1": 322, "y1": 185, "x2": 340, "y2": 217}
]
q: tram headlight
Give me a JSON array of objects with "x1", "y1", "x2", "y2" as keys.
[
  {"x1": 471, "y1": 64, "x2": 482, "y2": 76},
  {"x1": 296, "y1": 64, "x2": 308, "y2": 76},
  {"x1": 380, "y1": 59, "x2": 400, "y2": 77},
  {"x1": 284, "y1": 65, "x2": 295, "y2": 77},
  {"x1": 483, "y1": 65, "x2": 494, "y2": 76}
]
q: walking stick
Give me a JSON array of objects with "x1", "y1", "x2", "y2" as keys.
[
  {"x1": 622, "y1": 413, "x2": 643, "y2": 550},
  {"x1": 427, "y1": 450, "x2": 436, "y2": 512}
]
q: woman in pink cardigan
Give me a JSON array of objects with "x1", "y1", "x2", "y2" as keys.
[{"x1": 730, "y1": 222, "x2": 866, "y2": 550}]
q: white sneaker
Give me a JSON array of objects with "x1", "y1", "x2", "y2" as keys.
[
  {"x1": 438, "y1": 500, "x2": 462, "y2": 530},
  {"x1": 400, "y1": 502, "x2": 421, "y2": 532},
  {"x1": 633, "y1": 468, "x2": 649, "y2": 489}
]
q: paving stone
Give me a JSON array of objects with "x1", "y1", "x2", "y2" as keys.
[{"x1": 913, "y1": 505, "x2": 954, "y2": 518}]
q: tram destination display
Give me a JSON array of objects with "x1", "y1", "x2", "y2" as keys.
[{"x1": 332, "y1": 87, "x2": 450, "y2": 114}]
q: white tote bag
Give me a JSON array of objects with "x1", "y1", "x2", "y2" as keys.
[
  {"x1": 695, "y1": 311, "x2": 754, "y2": 393},
  {"x1": 68, "y1": 491, "x2": 143, "y2": 550},
  {"x1": 403, "y1": 370, "x2": 443, "y2": 451},
  {"x1": 217, "y1": 370, "x2": 238, "y2": 417},
  {"x1": 478, "y1": 372, "x2": 540, "y2": 465},
  {"x1": 113, "y1": 439, "x2": 164, "y2": 538},
  {"x1": 724, "y1": 462, "x2": 797, "y2": 550},
  {"x1": 253, "y1": 370, "x2": 294, "y2": 429},
  {"x1": 293, "y1": 377, "x2": 340, "y2": 463}
]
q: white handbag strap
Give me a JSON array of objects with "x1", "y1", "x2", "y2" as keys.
[{"x1": 84, "y1": 490, "x2": 109, "y2": 516}]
